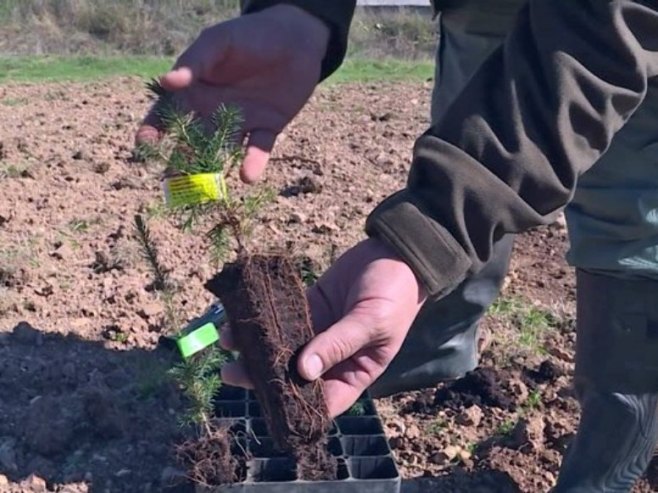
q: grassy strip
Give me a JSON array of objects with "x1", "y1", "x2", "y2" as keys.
[{"x1": 0, "y1": 56, "x2": 434, "y2": 85}]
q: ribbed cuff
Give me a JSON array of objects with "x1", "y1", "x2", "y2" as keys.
[
  {"x1": 241, "y1": 0, "x2": 355, "y2": 81},
  {"x1": 365, "y1": 190, "x2": 472, "y2": 298}
]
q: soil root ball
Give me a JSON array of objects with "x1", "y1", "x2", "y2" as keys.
[{"x1": 206, "y1": 254, "x2": 337, "y2": 480}]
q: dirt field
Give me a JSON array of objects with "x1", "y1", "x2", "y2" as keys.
[{"x1": 0, "y1": 78, "x2": 655, "y2": 492}]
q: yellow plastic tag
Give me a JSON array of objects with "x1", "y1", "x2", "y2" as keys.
[{"x1": 163, "y1": 173, "x2": 221, "y2": 207}]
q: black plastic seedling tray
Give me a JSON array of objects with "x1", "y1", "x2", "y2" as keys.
[{"x1": 200, "y1": 385, "x2": 401, "y2": 493}]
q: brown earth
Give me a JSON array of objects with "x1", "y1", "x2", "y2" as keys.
[{"x1": 0, "y1": 79, "x2": 654, "y2": 492}]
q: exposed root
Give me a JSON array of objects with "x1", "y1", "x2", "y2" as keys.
[{"x1": 175, "y1": 419, "x2": 248, "y2": 487}]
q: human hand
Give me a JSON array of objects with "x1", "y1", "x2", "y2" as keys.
[
  {"x1": 135, "y1": 5, "x2": 329, "y2": 183},
  {"x1": 221, "y1": 239, "x2": 427, "y2": 417}
]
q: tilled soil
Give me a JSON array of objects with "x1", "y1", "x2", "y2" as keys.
[{"x1": 0, "y1": 79, "x2": 654, "y2": 492}]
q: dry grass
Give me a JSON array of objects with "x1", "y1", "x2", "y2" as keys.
[{"x1": 0, "y1": 1, "x2": 436, "y2": 60}]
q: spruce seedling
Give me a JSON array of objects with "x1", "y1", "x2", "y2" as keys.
[
  {"x1": 143, "y1": 79, "x2": 273, "y2": 265},
  {"x1": 133, "y1": 213, "x2": 180, "y2": 335},
  {"x1": 168, "y1": 346, "x2": 227, "y2": 428},
  {"x1": 135, "y1": 80, "x2": 278, "y2": 486}
]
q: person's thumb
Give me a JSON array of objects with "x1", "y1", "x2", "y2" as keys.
[
  {"x1": 298, "y1": 313, "x2": 373, "y2": 382},
  {"x1": 160, "y1": 24, "x2": 231, "y2": 91}
]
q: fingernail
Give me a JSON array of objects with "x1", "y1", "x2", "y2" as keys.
[{"x1": 304, "y1": 354, "x2": 324, "y2": 381}]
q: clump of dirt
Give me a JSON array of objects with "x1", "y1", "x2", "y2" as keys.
[
  {"x1": 175, "y1": 420, "x2": 248, "y2": 486},
  {"x1": 205, "y1": 254, "x2": 337, "y2": 481},
  {"x1": 434, "y1": 367, "x2": 515, "y2": 411},
  {"x1": 525, "y1": 360, "x2": 564, "y2": 384}
]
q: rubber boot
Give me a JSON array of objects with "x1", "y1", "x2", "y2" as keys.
[{"x1": 553, "y1": 270, "x2": 658, "y2": 492}]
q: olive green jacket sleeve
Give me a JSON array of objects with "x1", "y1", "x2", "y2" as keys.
[
  {"x1": 366, "y1": 0, "x2": 658, "y2": 298},
  {"x1": 241, "y1": 0, "x2": 356, "y2": 80}
]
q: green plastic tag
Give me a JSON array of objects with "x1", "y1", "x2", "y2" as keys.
[{"x1": 176, "y1": 322, "x2": 220, "y2": 359}]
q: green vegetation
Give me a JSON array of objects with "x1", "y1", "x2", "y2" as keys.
[
  {"x1": 523, "y1": 389, "x2": 543, "y2": 412},
  {"x1": 426, "y1": 418, "x2": 448, "y2": 435},
  {"x1": 0, "y1": 1, "x2": 435, "y2": 60},
  {"x1": 496, "y1": 418, "x2": 516, "y2": 438},
  {"x1": 347, "y1": 402, "x2": 366, "y2": 417},
  {"x1": 0, "y1": 56, "x2": 171, "y2": 84},
  {"x1": 0, "y1": 2, "x2": 436, "y2": 85},
  {"x1": 0, "y1": 162, "x2": 30, "y2": 178},
  {"x1": 169, "y1": 347, "x2": 227, "y2": 427},
  {"x1": 0, "y1": 56, "x2": 433, "y2": 85},
  {"x1": 489, "y1": 296, "x2": 560, "y2": 356}
]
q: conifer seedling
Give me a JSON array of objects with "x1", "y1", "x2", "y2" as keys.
[{"x1": 140, "y1": 79, "x2": 337, "y2": 485}]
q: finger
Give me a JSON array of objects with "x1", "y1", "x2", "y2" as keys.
[
  {"x1": 161, "y1": 67, "x2": 195, "y2": 92},
  {"x1": 221, "y1": 361, "x2": 254, "y2": 389},
  {"x1": 322, "y1": 378, "x2": 366, "y2": 418},
  {"x1": 163, "y1": 24, "x2": 231, "y2": 91},
  {"x1": 298, "y1": 313, "x2": 372, "y2": 382},
  {"x1": 135, "y1": 87, "x2": 178, "y2": 146},
  {"x1": 240, "y1": 129, "x2": 278, "y2": 183},
  {"x1": 219, "y1": 325, "x2": 237, "y2": 351},
  {"x1": 322, "y1": 349, "x2": 385, "y2": 417},
  {"x1": 135, "y1": 123, "x2": 161, "y2": 146}
]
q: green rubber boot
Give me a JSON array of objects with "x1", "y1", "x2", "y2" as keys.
[{"x1": 553, "y1": 270, "x2": 658, "y2": 492}]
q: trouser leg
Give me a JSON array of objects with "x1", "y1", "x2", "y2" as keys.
[{"x1": 553, "y1": 270, "x2": 658, "y2": 493}]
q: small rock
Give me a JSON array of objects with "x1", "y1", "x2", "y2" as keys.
[
  {"x1": 91, "y1": 251, "x2": 122, "y2": 274},
  {"x1": 443, "y1": 445, "x2": 461, "y2": 461},
  {"x1": 430, "y1": 445, "x2": 461, "y2": 465},
  {"x1": 289, "y1": 212, "x2": 307, "y2": 224},
  {"x1": 312, "y1": 222, "x2": 339, "y2": 235},
  {"x1": 138, "y1": 303, "x2": 163, "y2": 320},
  {"x1": 456, "y1": 405, "x2": 483, "y2": 427},
  {"x1": 405, "y1": 424, "x2": 421, "y2": 440},
  {"x1": 387, "y1": 419, "x2": 406, "y2": 438},
  {"x1": 371, "y1": 112, "x2": 394, "y2": 122},
  {"x1": 282, "y1": 176, "x2": 323, "y2": 197},
  {"x1": 0, "y1": 214, "x2": 9, "y2": 227},
  {"x1": 430, "y1": 452, "x2": 449, "y2": 465},
  {"x1": 23, "y1": 474, "x2": 47, "y2": 492},
  {"x1": 51, "y1": 243, "x2": 74, "y2": 261},
  {"x1": 508, "y1": 416, "x2": 545, "y2": 452},
  {"x1": 535, "y1": 360, "x2": 564, "y2": 383},
  {"x1": 93, "y1": 162, "x2": 111, "y2": 174},
  {"x1": 0, "y1": 474, "x2": 8, "y2": 486},
  {"x1": 458, "y1": 448, "x2": 472, "y2": 462},
  {"x1": 34, "y1": 283, "x2": 55, "y2": 297},
  {"x1": 508, "y1": 378, "x2": 529, "y2": 405},
  {"x1": 72, "y1": 150, "x2": 85, "y2": 160},
  {"x1": 111, "y1": 176, "x2": 140, "y2": 191},
  {"x1": 0, "y1": 437, "x2": 17, "y2": 472}
]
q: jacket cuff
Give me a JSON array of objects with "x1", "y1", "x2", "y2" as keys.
[
  {"x1": 241, "y1": 0, "x2": 355, "y2": 81},
  {"x1": 365, "y1": 190, "x2": 472, "y2": 298}
]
